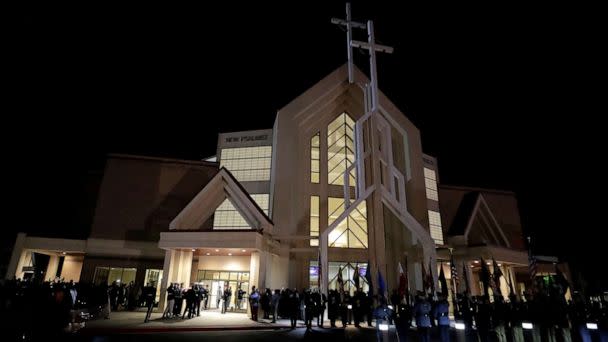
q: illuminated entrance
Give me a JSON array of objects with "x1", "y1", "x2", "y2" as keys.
[{"x1": 197, "y1": 270, "x2": 250, "y2": 312}]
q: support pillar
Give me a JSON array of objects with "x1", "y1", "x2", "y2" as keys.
[
  {"x1": 46, "y1": 255, "x2": 60, "y2": 281},
  {"x1": 158, "y1": 249, "x2": 193, "y2": 312},
  {"x1": 6, "y1": 233, "x2": 27, "y2": 280}
]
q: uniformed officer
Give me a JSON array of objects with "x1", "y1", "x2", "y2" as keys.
[
  {"x1": 493, "y1": 296, "x2": 507, "y2": 342},
  {"x1": 394, "y1": 299, "x2": 412, "y2": 342},
  {"x1": 433, "y1": 292, "x2": 450, "y2": 342},
  {"x1": 414, "y1": 291, "x2": 432, "y2": 342},
  {"x1": 143, "y1": 282, "x2": 156, "y2": 323},
  {"x1": 328, "y1": 289, "x2": 340, "y2": 328}
]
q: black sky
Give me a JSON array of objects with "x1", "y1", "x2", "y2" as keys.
[{"x1": 5, "y1": 2, "x2": 606, "y2": 290}]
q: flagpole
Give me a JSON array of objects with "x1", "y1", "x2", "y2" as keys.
[
  {"x1": 449, "y1": 248, "x2": 458, "y2": 315},
  {"x1": 405, "y1": 255, "x2": 410, "y2": 306}
]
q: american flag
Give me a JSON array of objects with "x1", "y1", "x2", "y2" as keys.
[
  {"x1": 528, "y1": 254, "x2": 537, "y2": 281},
  {"x1": 450, "y1": 254, "x2": 459, "y2": 284}
]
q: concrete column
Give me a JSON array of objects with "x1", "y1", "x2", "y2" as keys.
[
  {"x1": 6, "y1": 233, "x2": 27, "y2": 280},
  {"x1": 464, "y1": 262, "x2": 479, "y2": 296},
  {"x1": 158, "y1": 249, "x2": 193, "y2": 311},
  {"x1": 250, "y1": 251, "x2": 261, "y2": 291},
  {"x1": 46, "y1": 255, "x2": 60, "y2": 281}
]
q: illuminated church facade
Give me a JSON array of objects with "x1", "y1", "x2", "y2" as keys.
[{"x1": 6, "y1": 65, "x2": 566, "y2": 311}]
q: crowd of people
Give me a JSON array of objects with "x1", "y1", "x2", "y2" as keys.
[
  {"x1": 2, "y1": 275, "x2": 607, "y2": 341},
  {"x1": 0, "y1": 277, "x2": 161, "y2": 339}
]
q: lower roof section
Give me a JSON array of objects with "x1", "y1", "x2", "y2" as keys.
[{"x1": 158, "y1": 231, "x2": 266, "y2": 251}]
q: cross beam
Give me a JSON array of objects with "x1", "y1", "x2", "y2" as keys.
[{"x1": 331, "y1": 3, "x2": 365, "y2": 83}]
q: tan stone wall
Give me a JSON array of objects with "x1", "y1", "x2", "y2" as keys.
[
  {"x1": 60, "y1": 255, "x2": 83, "y2": 282},
  {"x1": 90, "y1": 155, "x2": 218, "y2": 241}
]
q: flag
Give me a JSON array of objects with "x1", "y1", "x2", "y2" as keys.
[
  {"x1": 353, "y1": 264, "x2": 360, "y2": 290},
  {"x1": 428, "y1": 260, "x2": 435, "y2": 294},
  {"x1": 462, "y1": 262, "x2": 470, "y2": 295},
  {"x1": 554, "y1": 264, "x2": 570, "y2": 293},
  {"x1": 450, "y1": 254, "x2": 459, "y2": 285},
  {"x1": 507, "y1": 269, "x2": 515, "y2": 297},
  {"x1": 479, "y1": 257, "x2": 491, "y2": 296},
  {"x1": 529, "y1": 255, "x2": 537, "y2": 281},
  {"x1": 492, "y1": 257, "x2": 503, "y2": 297},
  {"x1": 318, "y1": 249, "x2": 322, "y2": 292},
  {"x1": 378, "y1": 267, "x2": 386, "y2": 298},
  {"x1": 398, "y1": 262, "x2": 407, "y2": 297},
  {"x1": 527, "y1": 237, "x2": 537, "y2": 282},
  {"x1": 421, "y1": 261, "x2": 429, "y2": 293},
  {"x1": 337, "y1": 266, "x2": 344, "y2": 292},
  {"x1": 364, "y1": 262, "x2": 373, "y2": 297},
  {"x1": 438, "y1": 263, "x2": 448, "y2": 297}
]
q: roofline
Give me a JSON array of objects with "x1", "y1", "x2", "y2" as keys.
[
  {"x1": 438, "y1": 184, "x2": 515, "y2": 196},
  {"x1": 220, "y1": 167, "x2": 274, "y2": 225},
  {"x1": 107, "y1": 153, "x2": 219, "y2": 167}
]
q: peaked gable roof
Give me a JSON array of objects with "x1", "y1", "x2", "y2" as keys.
[
  {"x1": 447, "y1": 192, "x2": 511, "y2": 248},
  {"x1": 170, "y1": 167, "x2": 273, "y2": 233}
]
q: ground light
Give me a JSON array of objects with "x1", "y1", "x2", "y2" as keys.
[
  {"x1": 522, "y1": 322, "x2": 533, "y2": 329},
  {"x1": 586, "y1": 323, "x2": 598, "y2": 330},
  {"x1": 455, "y1": 322, "x2": 466, "y2": 330},
  {"x1": 379, "y1": 323, "x2": 389, "y2": 331}
]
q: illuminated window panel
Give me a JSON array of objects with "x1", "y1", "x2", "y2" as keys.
[
  {"x1": 310, "y1": 196, "x2": 319, "y2": 246},
  {"x1": 327, "y1": 197, "x2": 368, "y2": 249},
  {"x1": 327, "y1": 113, "x2": 356, "y2": 186},
  {"x1": 213, "y1": 194, "x2": 269, "y2": 230},
  {"x1": 311, "y1": 133, "x2": 320, "y2": 183},
  {"x1": 424, "y1": 167, "x2": 439, "y2": 201},
  {"x1": 220, "y1": 146, "x2": 272, "y2": 182},
  {"x1": 428, "y1": 210, "x2": 444, "y2": 244},
  {"x1": 309, "y1": 261, "x2": 369, "y2": 295}
]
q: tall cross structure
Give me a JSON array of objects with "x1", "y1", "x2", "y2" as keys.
[{"x1": 321, "y1": 3, "x2": 437, "y2": 299}]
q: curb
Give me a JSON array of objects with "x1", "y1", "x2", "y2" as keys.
[{"x1": 77, "y1": 324, "x2": 297, "y2": 335}]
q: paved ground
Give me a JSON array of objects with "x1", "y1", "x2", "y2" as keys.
[
  {"x1": 82, "y1": 308, "x2": 283, "y2": 331},
  {"x1": 69, "y1": 326, "x2": 396, "y2": 342},
  {"x1": 70, "y1": 308, "x2": 402, "y2": 341}
]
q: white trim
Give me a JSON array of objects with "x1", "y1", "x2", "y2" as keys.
[
  {"x1": 169, "y1": 168, "x2": 273, "y2": 233},
  {"x1": 463, "y1": 194, "x2": 511, "y2": 248}
]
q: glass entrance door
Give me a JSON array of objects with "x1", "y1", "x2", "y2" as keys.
[{"x1": 197, "y1": 270, "x2": 250, "y2": 312}]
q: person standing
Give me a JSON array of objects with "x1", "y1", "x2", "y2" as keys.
[
  {"x1": 414, "y1": 291, "x2": 432, "y2": 342},
  {"x1": 216, "y1": 285, "x2": 222, "y2": 309},
  {"x1": 289, "y1": 288, "x2": 300, "y2": 329},
  {"x1": 162, "y1": 283, "x2": 175, "y2": 318},
  {"x1": 143, "y1": 283, "x2": 155, "y2": 323},
  {"x1": 249, "y1": 286, "x2": 260, "y2": 321},
  {"x1": 328, "y1": 289, "x2": 340, "y2": 328},
  {"x1": 433, "y1": 293, "x2": 451, "y2": 342},
  {"x1": 221, "y1": 285, "x2": 231, "y2": 314},
  {"x1": 202, "y1": 284, "x2": 209, "y2": 310},
  {"x1": 271, "y1": 289, "x2": 280, "y2": 323}
]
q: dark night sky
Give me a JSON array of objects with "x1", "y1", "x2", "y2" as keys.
[{"x1": 5, "y1": 2, "x2": 606, "y2": 289}]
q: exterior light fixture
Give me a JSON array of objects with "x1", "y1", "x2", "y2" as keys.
[
  {"x1": 347, "y1": 305, "x2": 352, "y2": 309},
  {"x1": 215, "y1": 249, "x2": 219, "y2": 252},
  {"x1": 379, "y1": 323, "x2": 389, "y2": 331},
  {"x1": 228, "y1": 253, "x2": 232, "y2": 256},
  {"x1": 586, "y1": 323, "x2": 598, "y2": 330},
  {"x1": 522, "y1": 322, "x2": 533, "y2": 329},
  {"x1": 191, "y1": 249, "x2": 196, "y2": 252},
  {"x1": 387, "y1": 305, "x2": 393, "y2": 310},
  {"x1": 474, "y1": 260, "x2": 479, "y2": 264},
  {"x1": 62, "y1": 252, "x2": 67, "y2": 255},
  {"x1": 498, "y1": 263, "x2": 502, "y2": 266},
  {"x1": 206, "y1": 253, "x2": 210, "y2": 256},
  {"x1": 455, "y1": 322, "x2": 466, "y2": 330},
  {"x1": 242, "y1": 249, "x2": 246, "y2": 252}
]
